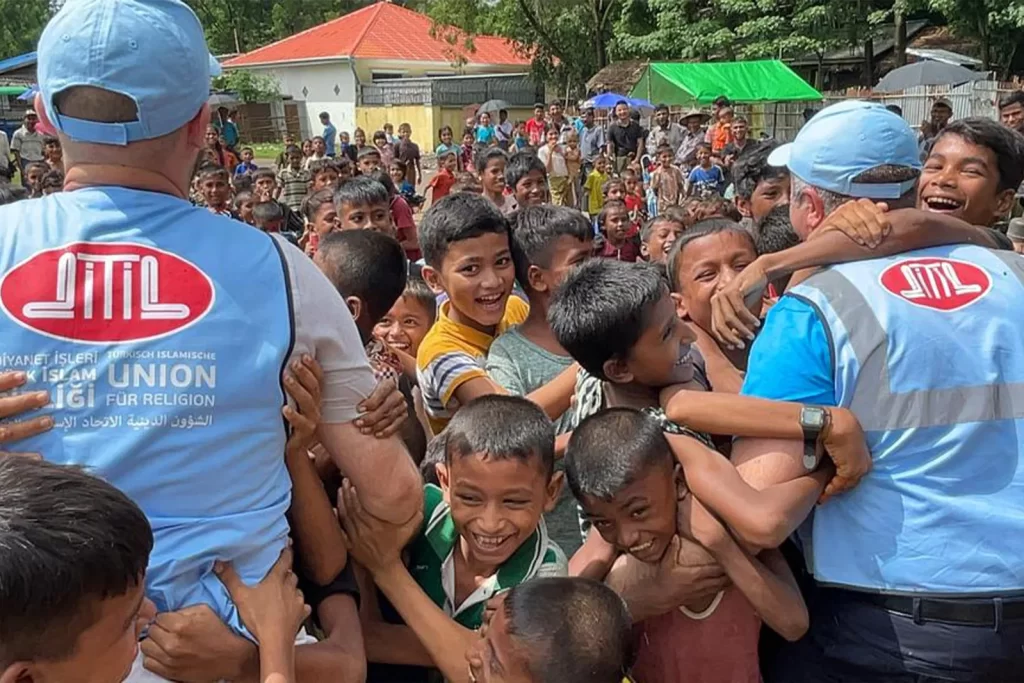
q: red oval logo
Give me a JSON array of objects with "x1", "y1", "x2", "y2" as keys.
[
  {"x1": 879, "y1": 257, "x2": 991, "y2": 312},
  {"x1": 0, "y1": 242, "x2": 215, "y2": 343}
]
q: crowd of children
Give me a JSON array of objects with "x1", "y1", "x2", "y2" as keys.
[{"x1": 4, "y1": 91, "x2": 1024, "y2": 683}]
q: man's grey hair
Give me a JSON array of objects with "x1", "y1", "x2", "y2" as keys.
[{"x1": 791, "y1": 164, "x2": 920, "y2": 214}]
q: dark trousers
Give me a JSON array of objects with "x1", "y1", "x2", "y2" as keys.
[{"x1": 767, "y1": 587, "x2": 1024, "y2": 683}]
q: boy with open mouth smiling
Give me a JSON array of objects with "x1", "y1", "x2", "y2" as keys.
[{"x1": 918, "y1": 117, "x2": 1024, "y2": 228}]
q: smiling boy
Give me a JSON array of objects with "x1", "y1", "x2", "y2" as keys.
[
  {"x1": 341, "y1": 395, "x2": 566, "y2": 683},
  {"x1": 415, "y1": 194, "x2": 576, "y2": 435},
  {"x1": 335, "y1": 176, "x2": 394, "y2": 234},
  {"x1": 0, "y1": 457, "x2": 153, "y2": 683},
  {"x1": 504, "y1": 153, "x2": 548, "y2": 209},
  {"x1": 918, "y1": 117, "x2": 1024, "y2": 227}
]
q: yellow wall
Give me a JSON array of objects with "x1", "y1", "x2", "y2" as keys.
[{"x1": 356, "y1": 105, "x2": 537, "y2": 152}]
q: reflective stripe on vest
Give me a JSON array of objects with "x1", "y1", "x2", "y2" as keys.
[
  {"x1": 790, "y1": 245, "x2": 1024, "y2": 593},
  {"x1": 797, "y1": 250, "x2": 1024, "y2": 432},
  {"x1": 0, "y1": 188, "x2": 296, "y2": 634}
]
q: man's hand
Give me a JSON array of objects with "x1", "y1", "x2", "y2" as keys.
[
  {"x1": 214, "y1": 548, "x2": 311, "y2": 644},
  {"x1": 141, "y1": 605, "x2": 256, "y2": 683},
  {"x1": 355, "y1": 377, "x2": 407, "y2": 438},
  {"x1": 820, "y1": 408, "x2": 872, "y2": 503},
  {"x1": 338, "y1": 478, "x2": 423, "y2": 575},
  {"x1": 710, "y1": 260, "x2": 767, "y2": 350},
  {"x1": 814, "y1": 198, "x2": 891, "y2": 249},
  {"x1": 283, "y1": 355, "x2": 322, "y2": 455},
  {"x1": 0, "y1": 370, "x2": 53, "y2": 457}
]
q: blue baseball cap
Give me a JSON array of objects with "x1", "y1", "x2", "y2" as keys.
[
  {"x1": 768, "y1": 100, "x2": 921, "y2": 200},
  {"x1": 37, "y1": 0, "x2": 222, "y2": 146}
]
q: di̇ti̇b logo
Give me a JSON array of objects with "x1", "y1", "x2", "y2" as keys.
[{"x1": 0, "y1": 242, "x2": 215, "y2": 343}]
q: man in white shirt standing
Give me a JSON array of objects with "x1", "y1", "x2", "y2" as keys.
[
  {"x1": 10, "y1": 109, "x2": 44, "y2": 183},
  {"x1": 0, "y1": 128, "x2": 10, "y2": 181}
]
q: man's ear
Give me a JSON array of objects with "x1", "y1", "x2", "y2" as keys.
[
  {"x1": 602, "y1": 357, "x2": 633, "y2": 384},
  {"x1": 735, "y1": 196, "x2": 752, "y2": 218},
  {"x1": 421, "y1": 265, "x2": 445, "y2": 295},
  {"x1": 345, "y1": 296, "x2": 363, "y2": 323},
  {"x1": 544, "y1": 470, "x2": 565, "y2": 513},
  {"x1": 526, "y1": 264, "x2": 548, "y2": 294},
  {"x1": 185, "y1": 104, "x2": 212, "y2": 150},
  {"x1": 640, "y1": 242, "x2": 651, "y2": 259},
  {"x1": 670, "y1": 291, "x2": 690, "y2": 321},
  {"x1": 1, "y1": 662, "x2": 34, "y2": 683},
  {"x1": 673, "y1": 463, "x2": 689, "y2": 501}
]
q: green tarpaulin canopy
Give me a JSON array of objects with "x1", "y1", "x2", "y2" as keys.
[
  {"x1": 0, "y1": 85, "x2": 29, "y2": 96},
  {"x1": 631, "y1": 60, "x2": 822, "y2": 106}
]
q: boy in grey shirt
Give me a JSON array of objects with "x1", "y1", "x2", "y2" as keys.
[{"x1": 486, "y1": 206, "x2": 593, "y2": 553}]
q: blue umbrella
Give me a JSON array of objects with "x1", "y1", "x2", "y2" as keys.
[
  {"x1": 17, "y1": 85, "x2": 37, "y2": 101},
  {"x1": 583, "y1": 92, "x2": 634, "y2": 109}
]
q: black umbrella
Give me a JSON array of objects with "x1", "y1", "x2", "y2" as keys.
[
  {"x1": 875, "y1": 61, "x2": 984, "y2": 93},
  {"x1": 478, "y1": 99, "x2": 512, "y2": 115}
]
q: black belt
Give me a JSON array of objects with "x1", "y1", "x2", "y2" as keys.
[{"x1": 825, "y1": 588, "x2": 1024, "y2": 627}]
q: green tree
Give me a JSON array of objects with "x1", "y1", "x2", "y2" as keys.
[
  {"x1": 212, "y1": 70, "x2": 281, "y2": 102},
  {"x1": 923, "y1": 0, "x2": 1024, "y2": 73},
  {"x1": 422, "y1": 0, "x2": 623, "y2": 97},
  {"x1": 0, "y1": 0, "x2": 54, "y2": 61}
]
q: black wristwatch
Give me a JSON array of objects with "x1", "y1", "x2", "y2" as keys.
[{"x1": 799, "y1": 406, "x2": 830, "y2": 471}]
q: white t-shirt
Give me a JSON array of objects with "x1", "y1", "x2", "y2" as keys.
[
  {"x1": 537, "y1": 144, "x2": 569, "y2": 178},
  {"x1": 11, "y1": 126, "x2": 44, "y2": 162}
]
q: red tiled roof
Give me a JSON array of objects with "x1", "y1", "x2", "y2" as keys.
[{"x1": 223, "y1": 2, "x2": 529, "y2": 68}]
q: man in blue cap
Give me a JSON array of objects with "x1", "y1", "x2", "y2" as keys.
[
  {"x1": 0, "y1": 0, "x2": 421, "y2": 679},
  {"x1": 721, "y1": 100, "x2": 1024, "y2": 680}
]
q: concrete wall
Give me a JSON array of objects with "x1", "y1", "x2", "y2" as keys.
[
  {"x1": 355, "y1": 105, "x2": 536, "y2": 151},
  {"x1": 248, "y1": 62, "x2": 358, "y2": 140}
]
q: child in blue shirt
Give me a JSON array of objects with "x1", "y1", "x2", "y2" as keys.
[
  {"x1": 686, "y1": 144, "x2": 726, "y2": 198},
  {"x1": 233, "y1": 146, "x2": 258, "y2": 176}
]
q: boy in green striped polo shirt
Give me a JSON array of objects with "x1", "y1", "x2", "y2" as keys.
[{"x1": 342, "y1": 394, "x2": 567, "y2": 682}]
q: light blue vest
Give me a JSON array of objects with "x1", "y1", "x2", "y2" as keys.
[
  {"x1": 790, "y1": 245, "x2": 1024, "y2": 594},
  {"x1": 0, "y1": 187, "x2": 294, "y2": 633}
]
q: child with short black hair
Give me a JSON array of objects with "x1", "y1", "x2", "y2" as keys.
[
  {"x1": 234, "y1": 146, "x2": 258, "y2": 177},
  {"x1": 415, "y1": 194, "x2": 576, "y2": 436},
  {"x1": 596, "y1": 199, "x2": 639, "y2": 262},
  {"x1": 279, "y1": 144, "x2": 311, "y2": 211},
  {"x1": 335, "y1": 156, "x2": 354, "y2": 183},
  {"x1": 583, "y1": 154, "x2": 610, "y2": 218},
  {"x1": 308, "y1": 158, "x2": 340, "y2": 192},
  {"x1": 40, "y1": 169, "x2": 63, "y2": 196},
  {"x1": 253, "y1": 199, "x2": 285, "y2": 233},
  {"x1": 339, "y1": 394, "x2": 567, "y2": 683},
  {"x1": 0, "y1": 456, "x2": 154, "y2": 683},
  {"x1": 667, "y1": 219, "x2": 760, "y2": 391},
  {"x1": 474, "y1": 147, "x2": 510, "y2": 211},
  {"x1": 486, "y1": 205, "x2": 593, "y2": 554},
  {"x1": 23, "y1": 161, "x2": 48, "y2": 198},
  {"x1": 197, "y1": 164, "x2": 236, "y2": 217},
  {"x1": 602, "y1": 176, "x2": 626, "y2": 203},
  {"x1": 687, "y1": 144, "x2": 726, "y2": 198},
  {"x1": 620, "y1": 167, "x2": 647, "y2": 231},
  {"x1": 42, "y1": 136, "x2": 62, "y2": 171},
  {"x1": 334, "y1": 176, "x2": 393, "y2": 234},
  {"x1": 566, "y1": 408, "x2": 809, "y2": 683},
  {"x1": 234, "y1": 189, "x2": 255, "y2": 226},
  {"x1": 374, "y1": 270, "x2": 438, "y2": 374},
  {"x1": 299, "y1": 188, "x2": 337, "y2": 254},
  {"x1": 252, "y1": 168, "x2": 305, "y2": 233},
  {"x1": 640, "y1": 214, "x2": 684, "y2": 264},
  {"x1": 505, "y1": 152, "x2": 548, "y2": 209},
  {"x1": 314, "y1": 228, "x2": 427, "y2": 469},
  {"x1": 466, "y1": 577, "x2": 635, "y2": 683},
  {"x1": 919, "y1": 116, "x2": 1024, "y2": 227},
  {"x1": 428, "y1": 151, "x2": 458, "y2": 205},
  {"x1": 459, "y1": 128, "x2": 475, "y2": 172},
  {"x1": 395, "y1": 122, "x2": 421, "y2": 187},
  {"x1": 731, "y1": 140, "x2": 790, "y2": 224},
  {"x1": 369, "y1": 168, "x2": 420, "y2": 259},
  {"x1": 305, "y1": 136, "x2": 327, "y2": 168},
  {"x1": 357, "y1": 146, "x2": 383, "y2": 176}
]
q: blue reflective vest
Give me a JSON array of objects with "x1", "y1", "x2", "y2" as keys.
[
  {"x1": 0, "y1": 187, "x2": 294, "y2": 633},
  {"x1": 790, "y1": 245, "x2": 1024, "y2": 593}
]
